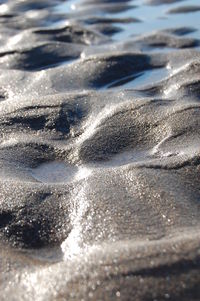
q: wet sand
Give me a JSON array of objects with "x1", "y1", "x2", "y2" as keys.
[{"x1": 0, "y1": 0, "x2": 200, "y2": 300}]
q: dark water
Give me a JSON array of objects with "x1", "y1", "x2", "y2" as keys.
[{"x1": 0, "y1": 0, "x2": 200, "y2": 300}]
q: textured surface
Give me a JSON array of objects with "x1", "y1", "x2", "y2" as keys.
[{"x1": 0, "y1": 0, "x2": 200, "y2": 300}]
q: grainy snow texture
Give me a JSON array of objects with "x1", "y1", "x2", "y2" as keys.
[{"x1": 0, "y1": 0, "x2": 200, "y2": 300}]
